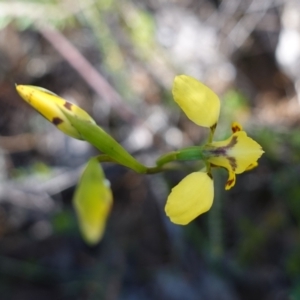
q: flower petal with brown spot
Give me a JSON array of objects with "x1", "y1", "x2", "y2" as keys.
[{"x1": 204, "y1": 131, "x2": 264, "y2": 189}]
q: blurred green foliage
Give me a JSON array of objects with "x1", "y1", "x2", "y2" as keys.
[{"x1": 52, "y1": 210, "x2": 77, "y2": 236}]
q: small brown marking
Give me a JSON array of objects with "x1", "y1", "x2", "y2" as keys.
[
  {"x1": 227, "y1": 136, "x2": 238, "y2": 148},
  {"x1": 52, "y1": 117, "x2": 63, "y2": 125},
  {"x1": 210, "y1": 136, "x2": 238, "y2": 156},
  {"x1": 232, "y1": 126, "x2": 239, "y2": 133},
  {"x1": 211, "y1": 147, "x2": 226, "y2": 155},
  {"x1": 28, "y1": 91, "x2": 34, "y2": 104},
  {"x1": 226, "y1": 179, "x2": 234, "y2": 187},
  {"x1": 210, "y1": 123, "x2": 217, "y2": 132},
  {"x1": 207, "y1": 172, "x2": 213, "y2": 180},
  {"x1": 64, "y1": 101, "x2": 73, "y2": 110},
  {"x1": 228, "y1": 157, "x2": 237, "y2": 171}
]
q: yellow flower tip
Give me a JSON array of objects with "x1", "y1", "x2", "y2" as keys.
[
  {"x1": 172, "y1": 75, "x2": 220, "y2": 128},
  {"x1": 82, "y1": 190, "x2": 112, "y2": 245},
  {"x1": 225, "y1": 170, "x2": 236, "y2": 190},
  {"x1": 16, "y1": 85, "x2": 95, "y2": 140},
  {"x1": 231, "y1": 121, "x2": 243, "y2": 133},
  {"x1": 79, "y1": 215, "x2": 110, "y2": 245},
  {"x1": 165, "y1": 172, "x2": 214, "y2": 225}
]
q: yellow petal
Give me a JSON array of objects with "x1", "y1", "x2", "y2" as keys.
[
  {"x1": 227, "y1": 132, "x2": 264, "y2": 174},
  {"x1": 172, "y1": 75, "x2": 220, "y2": 128},
  {"x1": 73, "y1": 158, "x2": 113, "y2": 245},
  {"x1": 210, "y1": 161, "x2": 236, "y2": 190},
  {"x1": 225, "y1": 169, "x2": 236, "y2": 190},
  {"x1": 16, "y1": 85, "x2": 95, "y2": 139},
  {"x1": 165, "y1": 172, "x2": 214, "y2": 225}
]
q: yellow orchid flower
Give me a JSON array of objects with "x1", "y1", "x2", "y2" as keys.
[
  {"x1": 16, "y1": 85, "x2": 95, "y2": 139},
  {"x1": 165, "y1": 75, "x2": 264, "y2": 225},
  {"x1": 204, "y1": 130, "x2": 264, "y2": 190}
]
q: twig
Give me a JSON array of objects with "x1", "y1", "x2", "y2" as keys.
[{"x1": 38, "y1": 25, "x2": 138, "y2": 124}]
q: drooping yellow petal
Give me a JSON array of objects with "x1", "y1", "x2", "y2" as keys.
[
  {"x1": 73, "y1": 158, "x2": 113, "y2": 245},
  {"x1": 210, "y1": 161, "x2": 236, "y2": 190},
  {"x1": 225, "y1": 168, "x2": 236, "y2": 190},
  {"x1": 165, "y1": 172, "x2": 214, "y2": 225},
  {"x1": 16, "y1": 85, "x2": 95, "y2": 139},
  {"x1": 172, "y1": 75, "x2": 220, "y2": 128}
]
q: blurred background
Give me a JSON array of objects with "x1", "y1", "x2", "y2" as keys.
[{"x1": 0, "y1": 0, "x2": 299, "y2": 299}]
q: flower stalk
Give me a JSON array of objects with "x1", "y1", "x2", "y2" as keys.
[{"x1": 16, "y1": 74, "x2": 264, "y2": 244}]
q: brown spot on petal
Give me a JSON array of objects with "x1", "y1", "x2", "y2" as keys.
[
  {"x1": 226, "y1": 179, "x2": 234, "y2": 188},
  {"x1": 27, "y1": 91, "x2": 34, "y2": 104},
  {"x1": 52, "y1": 117, "x2": 63, "y2": 125},
  {"x1": 228, "y1": 157, "x2": 237, "y2": 171},
  {"x1": 227, "y1": 136, "x2": 238, "y2": 148},
  {"x1": 64, "y1": 101, "x2": 73, "y2": 110},
  {"x1": 232, "y1": 126, "x2": 239, "y2": 133},
  {"x1": 212, "y1": 148, "x2": 226, "y2": 155},
  {"x1": 210, "y1": 136, "x2": 238, "y2": 157},
  {"x1": 207, "y1": 172, "x2": 213, "y2": 180}
]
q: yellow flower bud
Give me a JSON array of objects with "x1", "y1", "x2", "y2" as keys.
[
  {"x1": 165, "y1": 172, "x2": 214, "y2": 225},
  {"x1": 16, "y1": 85, "x2": 95, "y2": 139},
  {"x1": 73, "y1": 158, "x2": 113, "y2": 245},
  {"x1": 172, "y1": 75, "x2": 220, "y2": 128}
]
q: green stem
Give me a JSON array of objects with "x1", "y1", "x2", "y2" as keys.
[
  {"x1": 96, "y1": 145, "x2": 205, "y2": 174},
  {"x1": 63, "y1": 111, "x2": 148, "y2": 173},
  {"x1": 156, "y1": 146, "x2": 204, "y2": 167},
  {"x1": 96, "y1": 154, "x2": 178, "y2": 174},
  {"x1": 208, "y1": 123, "x2": 217, "y2": 143},
  {"x1": 205, "y1": 161, "x2": 211, "y2": 176},
  {"x1": 208, "y1": 171, "x2": 223, "y2": 259},
  {"x1": 66, "y1": 109, "x2": 207, "y2": 174}
]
